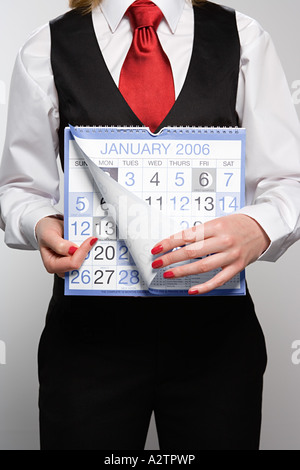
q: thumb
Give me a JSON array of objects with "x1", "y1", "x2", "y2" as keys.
[{"x1": 36, "y1": 216, "x2": 78, "y2": 256}]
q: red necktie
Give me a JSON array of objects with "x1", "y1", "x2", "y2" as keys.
[{"x1": 119, "y1": 0, "x2": 175, "y2": 133}]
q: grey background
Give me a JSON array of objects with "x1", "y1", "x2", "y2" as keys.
[{"x1": 0, "y1": 0, "x2": 300, "y2": 450}]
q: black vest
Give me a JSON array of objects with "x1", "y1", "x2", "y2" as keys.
[{"x1": 50, "y1": 1, "x2": 240, "y2": 169}]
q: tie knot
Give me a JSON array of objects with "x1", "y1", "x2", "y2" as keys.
[{"x1": 126, "y1": 0, "x2": 163, "y2": 31}]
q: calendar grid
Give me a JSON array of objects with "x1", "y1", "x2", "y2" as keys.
[{"x1": 64, "y1": 126, "x2": 246, "y2": 296}]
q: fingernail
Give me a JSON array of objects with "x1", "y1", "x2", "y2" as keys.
[
  {"x1": 90, "y1": 237, "x2": 98, "y2": 247},
  {"x1": 163, "y1": 271, "x2": 175, "y2": 279},
  {"x1": 188, "y1": 289, "x2": 199, "y2": 296},
  {"x1": 68, "y1": 246, "x2": 78, "y2": 255},
  {"x1": 151, "y1": 245, "x2": 163, "y2": 255},
  {"x1": 152, "y1": 259, "x2": 163, "y2": 269}
]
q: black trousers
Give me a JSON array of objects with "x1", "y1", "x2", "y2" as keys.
[{"x1": 38, "y1": 275, "x2": 267, "y2": 450}]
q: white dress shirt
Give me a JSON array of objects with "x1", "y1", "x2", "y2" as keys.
[{"x1": 1, "y1": 0, "x2": 300, "y2": 262}]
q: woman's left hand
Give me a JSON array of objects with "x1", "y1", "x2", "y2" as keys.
[{"x1": 151, "y1": 214, "x2": 270, "y2": 296}]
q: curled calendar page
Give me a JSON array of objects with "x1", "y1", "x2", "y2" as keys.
[
  {"x1": 69, "y1": 125, "x2": 180, "y2": 290},
  {"x1": 64, "y1": 125, "x2": 246, "y2": 297}
]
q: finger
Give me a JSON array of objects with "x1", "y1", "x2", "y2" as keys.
[
  {"x1": 152, "y1": 222, "x2": 218, "y2": 256},
  {"x1": 151, "y1": 225, "x2": 204, "y2": 255},
  {"x1": 162, "y1": 253, "x2": 227, "y2": 280},
  {"x1": 70, "y1": 237, "x2": 98, "y2": 268},
  {"x1": 40, "y1": 228, "x2": 80, "y2": 257},
  {"x1": 152, "y1": 237, "x2": 222, "y2": 270},
  {"x1": 41, "y1": 237, "x2": 98, "y2": 274},
  {"x1": 188, "y1": 264, "x2": 240, "y2": 296}
]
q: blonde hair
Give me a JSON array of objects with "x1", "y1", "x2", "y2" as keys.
[{"x1": 69, "y1": 0, "x2": 207, "y2": 14}]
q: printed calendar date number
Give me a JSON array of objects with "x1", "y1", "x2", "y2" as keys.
[
  {"x1": 71, "y1": 220, "x2": 91, "y2": 237},
  {"x1": 119, "y1": 270, "x2": 140, "y2": 285},
  {"x1": 94, "y1": 217, "x2": 117, "y2": 240},
  {"x1": 71, "y1": 269, "x2": 92, "y2": 285},
  {"x1": 71, "y1": 268, "x2": 115, "y2": 286},
  {"x1": 198, "y1": 172, "x2": 212, "y2": 188},
  {"x1": 70, "y1": 268, "x2": 140, "y2": 287},
  {"x1": 94, "y1": 269, "x2": 114, "y2": 285},
  {"x1": 94, "y1": 245, "x2": 116, "y2": 261},
  {"x1": 75, "y1": 196, "x2": 89, "y2": 213}
]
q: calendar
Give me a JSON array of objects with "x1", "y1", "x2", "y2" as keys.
[{"x1": 64, "y1": 126, "x2": 246, "y2": 296}]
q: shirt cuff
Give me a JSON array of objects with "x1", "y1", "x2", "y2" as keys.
[
  {"x1": 20, "y1": 205, "x2": 63, "y2": 250},
  {"x1": 236, "y1": 203, "x2": 290, "y2": 262}
]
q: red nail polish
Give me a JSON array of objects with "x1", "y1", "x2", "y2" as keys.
[
  {"x1": 163, "y1": 271, "x2": 175, "y2": 279},
  {"x1": 189, "y1": 289, "x2": 199, "y2": 296},
  {"x1": 152, "y1": 259, "x2": 163, "y2": 269},
  {"x1": 90, "y1": 237, "x2": 98, "y2": 247},
  {"x1": 151, "y1": 245, "x2": 163, "y2": 255},
  {"x1": 68, "y1": 246, "x2": 78, "y2": 255}
]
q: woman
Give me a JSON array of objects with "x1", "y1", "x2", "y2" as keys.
[{"x1": 1, "y1": 0, "x2": 300, "y2": 450}]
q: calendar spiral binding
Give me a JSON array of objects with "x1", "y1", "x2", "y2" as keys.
[{"x1": 72, "y1": 125, "x2": 243, "y2": 135}]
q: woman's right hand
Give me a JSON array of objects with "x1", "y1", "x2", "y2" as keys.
[{"x1": 35, "y1": 216, "x2": 97, "y2": 278}]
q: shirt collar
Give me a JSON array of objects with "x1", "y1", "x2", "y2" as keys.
[{"x1": 100, "y1": 0, "x2": 186, "y2": 34}]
